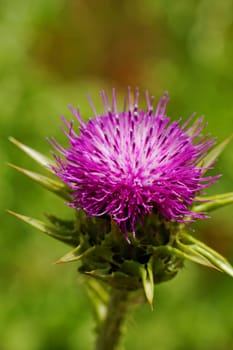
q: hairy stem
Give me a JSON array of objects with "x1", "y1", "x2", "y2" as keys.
[{"x1": 95, "y1": 288, "x2": 130, "y2": 350}]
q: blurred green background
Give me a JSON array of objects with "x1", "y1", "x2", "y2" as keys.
[{"x1": 1, "y1": 1, "x2": 233, "y2": 349}]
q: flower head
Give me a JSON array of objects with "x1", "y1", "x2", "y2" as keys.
[{"x1": 51, "y1": 88, "x2": 218, "y2": 235}]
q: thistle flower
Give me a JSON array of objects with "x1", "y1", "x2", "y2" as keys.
[{"x1": 51, "y1": 88, "x2": 219, "y2": 235}]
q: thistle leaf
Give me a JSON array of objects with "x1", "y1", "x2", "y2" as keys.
[
  {"x1": 85, "y1": 279, "x2": 109, "y2": 304},
  {"x1": 9, "y1": 137, "x2": 55, "y2": 169},
  {"x1": 8, "y1": 163, "x2": 71, "y2": 201},
  {"x1": 197, "y1": 134, "x2": 233, "y2": 171},
  {"x1": 140, "y1": 258, "x2": 154, "y2": 309},
  {"x1": 55, "y1": 246, "x2": 95, "y2": 264},
  {"x1": 193, "y1": 192, "x2": 233, "y2": 212},
  {"x1": 175, "y1": 240, "x2": 218, "y2": 270},
  {"x1": 85, "y1": 279, "x2": 109, "y2": 323},
  {"x1": 7, "y1": 210, "x2": 78, "y2": 246},
  {"x1": 193, "y1": 245, "x2": 233, "y2": 277},
  {"x1": 44, "y1": 213, "x2": 75, "y2": 230},
  {"x1": 181, "y1": 233, "x2": 233, "y2": 277},
  {"x1": 149, "y1": 245, "x2": 211, "y2": 267}
]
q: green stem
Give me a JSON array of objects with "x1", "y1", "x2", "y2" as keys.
[{"x1": 95, "y1": 288, "x2": 130, "y2": 350}]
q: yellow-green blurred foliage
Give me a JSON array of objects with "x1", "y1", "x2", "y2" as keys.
[{"x1": 1, "y1": 1, "x2": 233, "y2": 349}]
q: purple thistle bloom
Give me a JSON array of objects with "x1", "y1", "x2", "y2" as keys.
[{"x1": 51, "y1": 88, "x2": 219, "y2": 235}]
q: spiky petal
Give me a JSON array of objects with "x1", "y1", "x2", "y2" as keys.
[{"x1": 51, "y1": 89, "x2": 219, "y2": 235}]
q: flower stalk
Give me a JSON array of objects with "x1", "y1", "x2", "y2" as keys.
[{"x1": 95, "y1": 288, "x2": 130, "y2": 350}]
